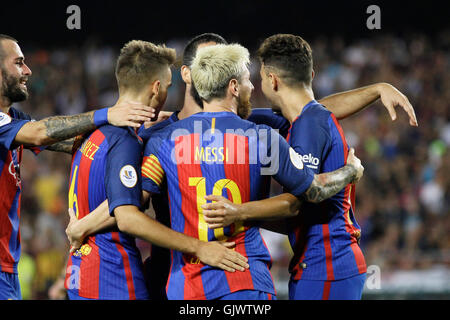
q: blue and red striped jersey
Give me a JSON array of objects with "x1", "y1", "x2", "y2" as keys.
[
  {"x1": 141, "y1": 111, "x2": 314, "y2": 300},
  {"x1": 138, "y1": 112, "x2": 179, "y2": 300},
  {"x1": 286, "y1": 100, "x2": 367, "y2": 281},
  {"x1": 0, "y1": 108, "x2": 30, "y2": 274},
  {"x1": 64, "y1": 125, "x2": 148, "y2": 299}
]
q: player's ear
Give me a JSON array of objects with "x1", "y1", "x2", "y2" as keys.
[
  {"x1": 151, "y1": 80, "x2": 161, "y2": 96},
  {"x1": 181, "y1": 65, "x2": 191, "y2": 84},
  {"x1": 269, "y1": 73, "x2": 278, "y2": 91},
  {"x1": 311, "y1": 69, "x2": 315, "y2": 81},
  {"x1": 229, "y1": 79, "x2": 239, "y2": 97}
]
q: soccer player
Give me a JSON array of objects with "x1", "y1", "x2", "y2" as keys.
[
  {"x1": 139, "y1": 43, "x2": 365, "y2": 300},
  {"x1": 67, "y1": 33, "x2": 416, "y2": 300},
  {"x1": 64, "y1": 40, "x2": 249, "y2": 300},
  {"x1": 0, "y1": 34, "x2": 154, "y2": 300},
  {"x1": 202, "y1": 34, "x2": 407, "y2": 300}
]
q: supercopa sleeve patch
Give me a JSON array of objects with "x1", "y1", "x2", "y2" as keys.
[
  {"x1": 289, "y1": 147, "x2": 304, "y2": 170},
  {"x1": 120, "y1": 165, "x2": 138, "y2": 188},
  {"x1": 0, "y1": 112, "x2": 12, "y2": 127}
]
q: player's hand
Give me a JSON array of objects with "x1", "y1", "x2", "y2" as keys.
[
  {"x1": 346, "y1": 148, "x2": 364, "y2": 183},
  {"x1": 107, "y1": 101, "x2": 156, "y2": 128},
  {"x1": 377, "y1": 83, "x2": 418, "y2": 127},
  {"x1": 202, "y1": 195, "x2": 241, "y2": 229},
  {"x1": 48, "y1": 277, "x2": 66, "y2": 300},
  {"x1": 143, "y1": 111, "x2": 173, "y2": 129},
  {"x1": 195, "y1": 241, "x2": 249, "y2": 273},
  {"x1": 65, "y1": 208, "x2": 84, "y2": 253}
]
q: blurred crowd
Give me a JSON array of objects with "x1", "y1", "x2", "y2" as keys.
[{"x1": 13, "y1": 32, "x2": 449, "y2": 299}]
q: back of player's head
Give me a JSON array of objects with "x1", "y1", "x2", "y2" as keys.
[
  {"x1": 257, "y1": 34, "x2": 313, "y2": 87},
  {"x1": 115, "y1": 40, "x2": 176, "y2": 93},
  {"x1": 0, "y1": 34, "x2": 18, "y2": 66},
  {"x1": 190, "y1": 43, "x2": 249, "y2": 102},
  {"x1": 182, "y1": 33, "x2": 228, "y2": 67}
]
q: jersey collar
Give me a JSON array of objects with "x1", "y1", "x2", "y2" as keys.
[{"x1": 191, "y1": 111, "x2": 239, "y2": 118}]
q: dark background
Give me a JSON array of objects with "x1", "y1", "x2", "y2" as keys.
[{"x1": 1, "y1": 0, "x2": 448, "y2": 49}]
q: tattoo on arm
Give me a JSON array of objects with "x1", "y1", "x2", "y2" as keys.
[
  {"x1": 43, "y1": 111, "x2": 96, "y2": 142},
  {"x1": 46, "y1": 138, "x2": 76, "y2": 154},
  {"x1": 302, "y1": 165, "x2": 356, "y2": 203}
]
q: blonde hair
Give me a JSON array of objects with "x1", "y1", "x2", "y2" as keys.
[
  {"x1": 190, "y1": 43, "x2": 250, "y2": 102},
  {"x1": 115, "y1": 40, "x2": 176, "y2": 93}
]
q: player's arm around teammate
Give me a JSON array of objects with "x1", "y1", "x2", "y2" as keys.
[
  {"x1": 319, "y1": 82, "x2": 417, "y2": 126},
  {"x1": 250, "y1": 82, "x2": 417, "y2": 137},
  {"x1": 202, "y1": 147, "x2": 363, "y2": 228},
  {"x1": 65, "y1": 193, "x2": 249, "y2": 273},
  {"x1": 13, "y1": 100, "x2": 155, "y2": 148}
]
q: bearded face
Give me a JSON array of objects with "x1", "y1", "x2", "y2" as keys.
[
  {"x1": 237, "y1": 90, "x2": 252, "y2": 119},
  {"x1": 1, "y1": 67, "x2": 29, "y2": 103}
]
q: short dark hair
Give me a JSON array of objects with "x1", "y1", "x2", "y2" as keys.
[
  {"x1": 115, "y1": 40, "x2": 176, "y2": 93},
  {"x1": 0, "y1": 34, "x2": 18, "y2": 63},
  {"x1": 257, "y1": 34, "x2": 313, "y2": 87},
  {"x1": 182, "y1": 33, "x2": 227, "y2": 67}
]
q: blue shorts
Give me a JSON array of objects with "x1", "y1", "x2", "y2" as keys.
[
  {"x1": 0, "y1": 272, "x2": 22, "y2": 300},
  {"x1": 289, "y1": 273, "x2": 366, "y2": 300},
  {"x1": 217, "y1": 290, "x2": 276, "y2": 300}
]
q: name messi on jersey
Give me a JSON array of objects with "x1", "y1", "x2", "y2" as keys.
[
  {"x1": 194, "y1": 146, "x2": 229, "y2": 163},
  {"x1": 80, "y1": 140, "x2": 100, "y2": 160}
]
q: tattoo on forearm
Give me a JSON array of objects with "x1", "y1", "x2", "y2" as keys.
[
  {"x1": 43, "y1": 112, "x2": 95, "y2": 142},
  {"x1": 46, "y1": 138, "x2": 76, "y2": 154},
  {"x1": 302, "y1": 165, "x2": 356, "y2": 203}
]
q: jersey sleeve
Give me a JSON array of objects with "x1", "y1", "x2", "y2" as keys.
[
  {"x1": 289, "y1": 114, "x2": 332, "y2": 174},
  {"x1": 141, "y1": 136, "x2": 165, "y2": 194},
  {"x1": 105, "y1": 134, "x2": 143, "y2": 216},
  {"x1": 259, "y1": 125, "x2": 315, "y2": 197},
  {"x1": 248, "y1": 108, "x2": 290, "y2": 138},
  {"x1": 0, "y1": 112, "x2": 29, "y2": 150}
]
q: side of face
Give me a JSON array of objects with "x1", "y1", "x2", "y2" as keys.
[
  {"x1": 236, "y1": 66, "x2": 254, "y2": 119},
  {"x1": 259, "y1": 64, "x2": 280, "y2": 111},
  {"x1": 153, "y1": 66, "x2": 172, "y2": 111},
  {"x1": 0, "y1": 40, "x2": 32, "y2": 102}
]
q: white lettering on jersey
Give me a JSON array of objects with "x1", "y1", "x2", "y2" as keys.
[
  {"x1": 302, "y1": 153, "x2": 320, "y2": 170},
  {"x1": 0, "y1": 112, "x2": 12, "y2": 127},
  {"x1": 289, "y1": 148, "x2": 304, "y2": 170}
]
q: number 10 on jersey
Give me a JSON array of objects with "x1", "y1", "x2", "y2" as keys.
[{"x1": 189, "y1": 177, "x2": 244, "y2": 242}]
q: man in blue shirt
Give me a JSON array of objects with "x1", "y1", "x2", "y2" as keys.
[{"x1": 0, "y1": 34, "x2": 155, "y2": 300}]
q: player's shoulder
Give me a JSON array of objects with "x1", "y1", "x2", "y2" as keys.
[
  {"x1": 301, "y1": 101, "x2": 332, "y2": 121},
  {"x1": 138, "y1": 112, "x2": 179, "y2": 142},
  {"x1": 294, "y1": 101, "x2": 332, "y2": 130},
  {"x1": 99, "y1": 125, "x2": 142, "y2": 146},
  {"x1": 8, "y1": 107, "x2": 32, "y2": 121}
]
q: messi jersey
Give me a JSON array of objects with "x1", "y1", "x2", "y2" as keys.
[
  {"x1": 0, "y1": 108, "x2": 43, "y2": 274},
  {"x1": 141, "y1": 111, "x2": 314, "y2": 300},
  {"x1": 286, "y1": 100, "x2": 366, "y2": 281},
  {"x1": 65, "y1": 125, "x2": 148, "y2": 300}
]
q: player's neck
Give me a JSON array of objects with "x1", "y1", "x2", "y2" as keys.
[
  {"x1": 179, "y1": 89, "x2": 203, "y2": 120},
  {"x1": 0, "y1": 95, "x2": 12, "y2": 114},
  {"x1": 117, "y1": 92, "x2": 149, "y2": 106},
  {"x1": 279, "y1": 86, "x2": 315, "y2": 123},
  {"x1": 203, "y1": 99, "x2": 237, "y2": 114}
]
